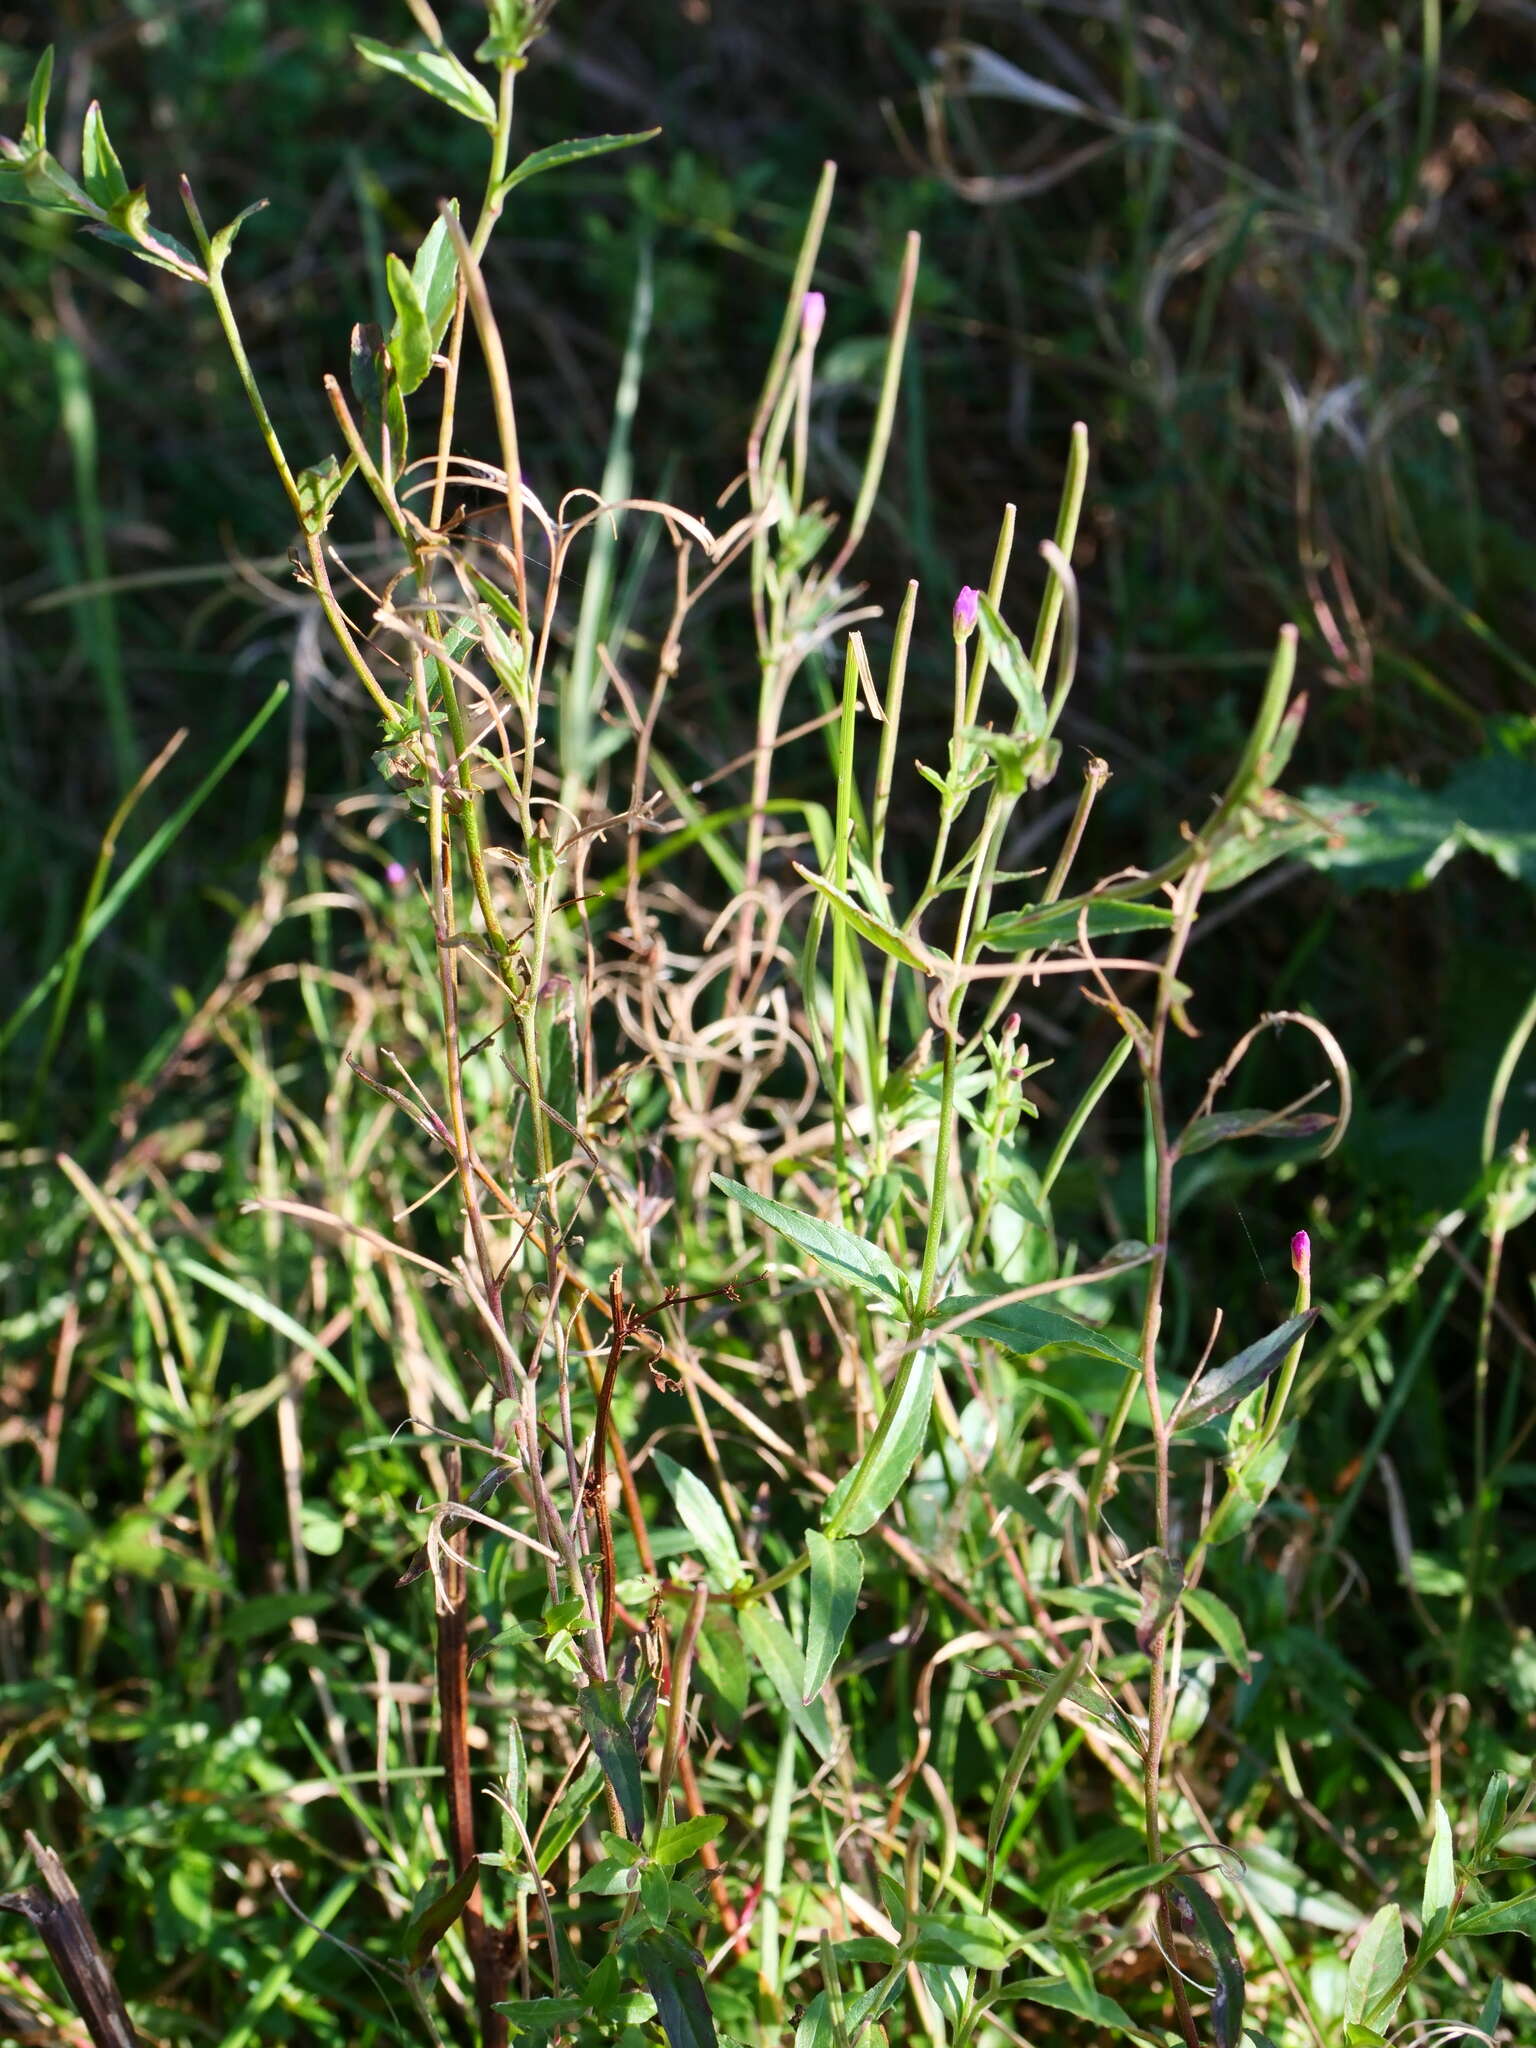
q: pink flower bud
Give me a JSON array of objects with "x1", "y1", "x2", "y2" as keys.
[
  {"x1": 953, "y1": 585, "x2": 980, "y2": 639},
  {"x1": 1290, "y1": 1229, "x2": 1311, "y2": 1277},
  {"x1": 1002, "y1": 1011, "x2": 1021, "y2": 1038},
  {"x1": 385, "y1": 861, "x2": 407, "y2": 890},
  {"x1": 801, "y1": 290, "x2": 826, "y2": 344}
]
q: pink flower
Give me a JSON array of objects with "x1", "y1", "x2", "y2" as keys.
[
  {"x1": 801, "y1": 290, "x2": 826, "y2": 344},
  {"x1": 385, "y1": 861, "x2": 408, "y2": 890},
  {"x1": 952, "y1": 586, "x2": 980, "y2": 639},
  {"x1": 1290, "y1": 1229, "x2": 1311, "y2": 1277}
]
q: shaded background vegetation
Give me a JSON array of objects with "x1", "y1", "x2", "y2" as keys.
[{"x1": 3, "y1": 1, "x2": 1535, "y2": 2041}]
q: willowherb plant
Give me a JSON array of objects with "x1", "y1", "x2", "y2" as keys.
[{"x1": 5, "y1": 8, "x2": 1532, "y2": 2048}]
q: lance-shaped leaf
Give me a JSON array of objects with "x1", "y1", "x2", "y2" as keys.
[
  {"x1": 1179, "y1": 1108, "x2": 1335, "y2": 1157},
  {"x1": 820, "y1": 1343, "x2": 937, "y2": 1539},
  {"x1": 1345, "y1": 1904, "x2": 1406, "y2": 2031},
  {"x1": 713, "y1": 1174, "x2": 905, "y2": 1305},
  {"x1": 737, "y1": 1603, "x2": 832, "y2": 1758},
  {"x1": 353, "y1": 36, "x2": 497, "y2": 129},
  {"x1": 1174, "y1": 1310, "x2": 1318, "y2": 1434},
  {"x1": 634, "y1": 1929, "x2": 719, "y2": 2048},
  {"x1": 977, "y1": 594, "x2": 1047, "y2": 738},
  {"x1": 792, "y1": 863, "x2": 939, "y2": 974},
  {"x1": 979, "y1": 898, "x2": 1174, "y2": 951},
  {"x1": 936, "y1": 1296, "x2": 1142, "y2": 1372},
  {"x1": 493, "y1": 129, "x2": 661, "y2": 203},
  {"x1": 410, "y1": 202, "x2": 461, "y2": 353},
  {"x1": 403, "y1": 1859, "x2": 480, "y2": 1971},
  {"x1": 1169, "y1": 1874, "x2": 1245, "y2": 2048},
  {"x1": 80, "y1": 103, "x2": 128, "y2": 209},
  {"x1": 802, "y1": 1532, "x2": 863, "y2": 1701},
  {"x1": 578, "y1": 1680, "x2": 645, "y2": 1841},
  {"x1": 386, "y1": 251, "x2": 433, "y2": 395},
  {"x1": 654, "y1": 1451, "x2": 745, "y2": 1592}
]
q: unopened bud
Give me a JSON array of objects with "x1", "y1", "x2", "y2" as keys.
[
  {"x1": 952, "y1": 585, "x2": 980, "y2": 639},
  {"x1": 801, "y1": 290, "x2": 826, "y2": 344},
  {"x1": 1290, "y1": 1229, "x2": 1311, "y2": 1278}
]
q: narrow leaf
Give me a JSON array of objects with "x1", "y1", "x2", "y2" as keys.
[
  {"x1": 792, "y1": 863, "x2": 939, "y2": 974},
  {"x1": 410, "y1": 202, "x2": 461, "y2": 351},
  {"x1": 24, "y1": 45, "x2": 53, "y2": 152},
  {"x1": 977, "y1": 593, "x2": 1047, "y2": 738},
  {"x1": 1179, "y1": 1109, "x2": 1335, "y2": 1157},
  {"x1": 937, "y1": 1295, "x2": 1142, "y2": 1372},
  {"x1": 651, "y1": 1814, "x2": 725, "y2": 1868},
  {"x1": 802, "y1": 1532, "x2": 862, "y2": 1701},
  {"x1": 386, "y1": 251, "x2": 434, "y2": 396},
  {"x1": 654, "y1": 1451, "x2": 745, "y2": 1593},
  {"x1": 494, "y1": 129, "x2": 661, "y2": 202},
  {"x1": 1175, "y1": 1311, "x2": 1319, "y2": 1434},
  {"x1": 713, "y1": 1173, "x2": 905, "y2": 1303},
  {"x1": 980, "y1": 898, "x2": 1175, "y2": 951},
  {"x1": 634, "y1": 1929, "x2": 719, "y2": 2048},
  {"x1": 80, "y1": 103, "x2": 128, "y2": 208},
  {"x1": 737, "y1": 1604, "x2": 832, "y2": 1758},
  {"x1": 1345, "y1": 1904, "x2": 1406, "y2": 2029},
  {"x1": 404, "y1": 1859, "x2": 480, "y2": 1970},
  {"x1": 1422, "y1": 1800, "x2": 1455, "y2": 1943},
  {"x1": 353, "y1": 36, "x2": 497, "y2": 129},
  {"x1": 1181, "y1": 1586, "x2": 1252, "y2": 1677},
  {"x1": 578, "y1": 1680, "x2": 645, "y2": 1841},
  {"x1": 1170, "y1": 1875, "x2": 1245, "y2": 2048},
  {"x1": 985, "y1": 1645, "x2": 1089, "y2": 1886},
  {"x1": 821, "y1": 1343, "x2": 937, "y2": 1538}
]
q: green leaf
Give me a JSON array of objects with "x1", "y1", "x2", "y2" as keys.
[
  {"x1": 737, "y1": 1603, "x2": 832, "y2": 1758},
  {"x1": 988, "y1": 1973, "x2": 1142, "y2": 2036},
  {"x1": 386, "y1": 251, "x2": 434, "y2": 396},
  {"x1": 802, "y1": 1532, "x2": 862, "y2": 1701},
  {"x1": 578, "y1": 1680, "x2": 645, "y2": 1840},
  {"x1": 640, "y1": 1861, "x2": 672, "y2": 1928},
  {"x1": 654, "y1": 1452, "x2": 746, "y2": 1593},
  {"x1": 1072, "y1": 1860, "x2": 1184, "y2": 1915},
  {"x1": 1181, "y1": 1586, "x2": 1252, "y2": 1677},
  {"x1": 1170, "y1": 1875, "x2": 1245, "y2": 2048},
  {"x1": 296, "y1": 454, "x2": 347, "y2": 536},
  {"x1": 224, "y1": 1592, "x2": 332, "y2": 1642},
  {"x1": 979, "y1": 898, "x2": 1175, "y2": 951},
  {"x1": 977, "y1": 594, "x2": 1047, "y2": 738},
  {"x1": 80, "y1": 102, "x2": 128, "y2": 208},
  {"x1": 985, "y1": 1646, "x2": 1089, "y2": 1887},
  {"x1": 651, "y1": 1815, "x2": 725, "y2": 1868},
  {"x1": 1179, "y1": 1108, "x2": 1335, "y2": 1156},
  {"x1": 93, "y1": 1512, "x2": 225, "y2": 1592},
  {"x1": 208, "y1": 198, "x2": 267, "y2": 272},
  {"x1": 633, "y1": 1929, "x2": 720, "y2": 2048},
  {"x1": 410, "y1": 203, "x2": 461, "y2": 352},
  {"x1": 24, "y1": 45, "x2": 53, "y2": 152},
  {"x1": 935, "y1": 1295, "x2": 1142, "y2": 1372},
  {"x1": 694, "y1": 1615, "x2": 748, "y2": 1740},
  {"x1": 85, "y1": 214, "x2": 207, "y2": 283},
  {"x1": 1475, "y1": 1770, "x2": 1509, "y2": 1863},
  {"x1": 791, "y1": 863, "x2": 939, "y2": 974},
  {"x1": 1422, "y1": 1800, "x2": 1455, "y2": 1944},
  {"x1": 11, "y1": 1485, "x2": 96, "y2": 1550},
  {"x1": 713, "y1": 1174, "x2": 905, "y2": 1304},
  {"x1": 1345, "y1": 1904, "x2": 1406, "y2": 2029},
  {"x1": 493, "y1": 129, "x2": 661, "y2": 203},
  {"x1": 910, "y1": 1913, "x2": 1014, "y2": 1970},
  {"x1": 1455, "y1": 1894, "x2": 1536, "y2": 1937},
  {"x1": 1175, "y1": 1311, "x2": 1318, "y2": 1433},
  {"x1": 404, "y1": 1859, "x2": 480, "y2": 1971},
  {"x1": 353, "y1": 36, "x2": 497, "y2": 129},
  {"x1": 820, "y1": 1343, "x2": 937, "y2": 1538},
  {"x1": 492, "y1": 1993, "x2": 587, "y2": 2028}
]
